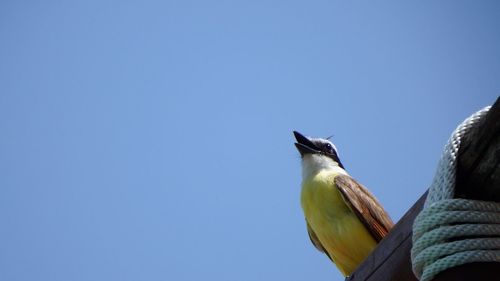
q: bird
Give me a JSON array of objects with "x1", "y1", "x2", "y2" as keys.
[{"x1": 293, "y1": 131, "x2": 394, "y2": 277}]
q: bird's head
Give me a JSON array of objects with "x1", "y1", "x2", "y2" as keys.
[{"x1": 293, "y1": 131, "x2": 345, "y2": 170}]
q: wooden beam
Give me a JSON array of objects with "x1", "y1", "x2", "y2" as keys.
[{"x1": 346, "y1": 193, "x2": 426, "y2": 281}]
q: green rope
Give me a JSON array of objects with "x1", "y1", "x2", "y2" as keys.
[{"x1": 411, "y1": 106, "x2": 500, "y2": 281}]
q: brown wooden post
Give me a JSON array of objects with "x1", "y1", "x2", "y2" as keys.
[
  {"x1": 347, "y1": 96, "x2": 500, "y2": 281},
  {"x1": 346, "y1": 193, "x2": 426, "y2": 281}
]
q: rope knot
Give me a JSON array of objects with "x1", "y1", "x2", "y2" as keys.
[{"x1": 411, "y1": 106, "x2": 500, "y2": 281}]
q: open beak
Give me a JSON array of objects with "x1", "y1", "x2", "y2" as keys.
[{"x1": 293, "y1": 131, "x2": 320, "y2": 156}]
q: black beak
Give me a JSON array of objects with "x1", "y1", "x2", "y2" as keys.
[{"x1": 293, "y1": 131, "x2": 320, "y2": 156}]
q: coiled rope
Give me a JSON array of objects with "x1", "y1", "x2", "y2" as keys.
[{"x1": 411, "y1": 106, "x2": 500, "y2": 281}]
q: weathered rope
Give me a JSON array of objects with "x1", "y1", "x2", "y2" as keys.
[{"x1": 411, "y1": 106, "x2": 500, "y2": 281}]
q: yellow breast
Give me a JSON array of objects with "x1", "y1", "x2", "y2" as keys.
[{"x1": 301, "y1": 169, "x2": 377, "y2": 276}]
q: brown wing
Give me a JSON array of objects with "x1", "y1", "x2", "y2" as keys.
[
  {"x1": 306, "y1": 220, "x2": 333, "y2": 262},
  {"x1": 334, "y1": 174, "x2": 394, "y2": 242}
]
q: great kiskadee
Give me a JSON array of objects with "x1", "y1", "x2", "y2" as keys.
[{"x1": 293, "y1": 131, "x2": 393, "y2": 276}]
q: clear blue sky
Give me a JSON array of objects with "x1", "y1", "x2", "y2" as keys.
[{"x1": 1, "y1": 1, "x2": 499, "y2": 281}]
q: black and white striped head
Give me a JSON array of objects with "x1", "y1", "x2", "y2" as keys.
[{"x1": 293, "y1": 131, "x2": 344, "y2": 169}]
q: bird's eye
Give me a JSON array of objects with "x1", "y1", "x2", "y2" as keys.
[{"x1": 325, "y1": 143, "x2": 333, "y2": 152}]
